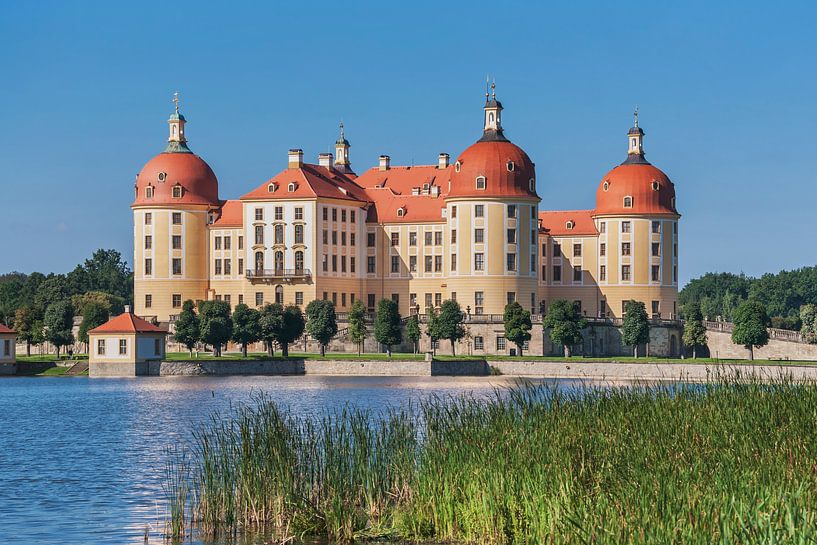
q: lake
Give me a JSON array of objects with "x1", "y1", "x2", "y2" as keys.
[{"x1": 0, "y1": 375, "x2": 568, "y2": 545}]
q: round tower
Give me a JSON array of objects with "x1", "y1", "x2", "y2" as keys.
[
  {"x1": 132, "y1": 95, "x2": 220, "y2": 322},
  {"x1": 592, "y1": 110, "x2": 680, "y2": 319},
  {"x1": 445, "y1": 84, "x2": 541, "y2": 315}
]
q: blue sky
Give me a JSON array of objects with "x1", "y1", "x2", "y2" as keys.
[{"x1": 1, "y1": 1, "x2": 815, "y2": 286}]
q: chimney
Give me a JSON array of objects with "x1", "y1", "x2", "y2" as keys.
[
  {"x1": 438, "y1": 153, "x2": 450, "y2": 169},
  {"x1": 288, "y1": 149, "x2": 304, "y2": 169},
  {"x1": 379, "y1": 155, "x2": 391, "y2": 171},
  {"x1": 318, "y1": 152, "x2": 333, "y2": 168},
  {"x1": 124, "y1": 305, "x2": 131, "y2": 314}
]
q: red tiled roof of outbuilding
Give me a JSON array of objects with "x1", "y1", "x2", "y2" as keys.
[
  {"x1": 0, "y1": 324, "x2": 16, "y2": 334},
  {"x1": 89, "y1": 313, "x2": 166, "y2": 335}
]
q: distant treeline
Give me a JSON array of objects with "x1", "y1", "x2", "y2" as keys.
[{"x1": 679, "y1": 266, "x2": 817, "y2": 330}]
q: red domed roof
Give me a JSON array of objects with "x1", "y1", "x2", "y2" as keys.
[
  {"x1": 133, "y1": 152, "x2": 219, "y2": 207},
  {"x1": 448, "y1": 140, "x2": 538, "y2": 200},
  {"x1": 595, "y1": 163, "x2": 678, "y2": 216}
]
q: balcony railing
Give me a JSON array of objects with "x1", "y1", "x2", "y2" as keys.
[{"x1": 246, "y1": 268, "x2": 312, "y2": 280}]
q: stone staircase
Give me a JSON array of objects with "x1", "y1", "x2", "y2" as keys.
[{"x1": 65, "y1": 361, "x2": 89, "y2": 375}]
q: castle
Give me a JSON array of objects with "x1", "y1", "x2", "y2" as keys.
[{"x1": 132, "y1": 89, "x2": 680, "y2": 347}]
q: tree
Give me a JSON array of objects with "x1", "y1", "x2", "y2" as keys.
[
  {"x1": 801, "y1": 304, "x2": 817, "y2": 344},
  {"x1": 71, "y1": 291, "x2": 126, "y2": 317},
  {"x1": 231, "y1": 303, "x2": 261, "y2": 357},
  {"x1": 68, "y1": 249, "x2": 133, "y2": 302},
  {"x1": 34, "y1": 275, "x2": 70, "y2": 317},
  {"x1": 78, "y1": 302, "x2": 110, "y2": 349},
  {"x1": 425, "y1": 306, "x2": 439, "y2": 356},
  {"x1": 173, "y1": 300, "x2": 200, "y2": 356},
  {"x1": 13, "y1": 306, "x2": 36, "y2": 356},
  {"x1": 406, "y1": 314, "x2": 421, "y2": 354},
  {"x1": 622, "y1": 300, "x2": 650, "y2": 357},
  {"x1": 43, "y1": 300, "x2": 74, "y2": 357},
  {"x1": 259, "y1": 303, "x2": 284, "y2": 357},
  {"x1": 731, "y1": 300, "x2": 770, "y2": 360},
  {"x1": 503, "y1": 301, "x2": 532, "y2": 357},
  {"x1": 374, "y1": 298, "x2": 402, "y2": 357},
  {"x1": 682, "y1": 302, "x2": 707, "y2": 359},
  {"x1": 542, "y1": 300, "x2": 587, "y2": 357},
  {"x1": 348, "y1": 300, "x2": 367, "y2": 355},
  {"x1": 198, "y1": 300, "x2": 232, "y2": 357},
  {"x1": 305, "y1": 299, "x2": 337, "y2": 356},
  {"x1": 276, "y1": 305, "x2": 305, "y2": 357},
  {"x1": 436, "y1": 299, "x2": 466, "y2": 356}
]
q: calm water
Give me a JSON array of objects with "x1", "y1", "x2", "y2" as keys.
[{"x1": 0, "y1": 375, "x2": 581, "y2": 545}]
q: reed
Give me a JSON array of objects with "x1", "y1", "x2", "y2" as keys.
[{"x1": 167, "y1": 373, "x2": 817, "y2": 543}]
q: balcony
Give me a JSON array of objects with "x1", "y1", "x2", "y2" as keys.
[{"x1": 246, "y1": 268, "x2": 311, "y2": 280}]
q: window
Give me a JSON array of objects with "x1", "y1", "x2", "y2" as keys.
[
  {"x1": 507, "y1": 292, "x2": 516, "y2": 305},
  {"x1": 172, "y1": 258, "x2": 182, "y2": 275},
  {"x1": 652, "y1": 300, "x2": 660, "y2": 315},
  {"x1": 541, "y1": 243, "x2": 547, "y2": 257},
  {"x1": 674, "y1": 265, "x2": 678, "y2": 282},
  {"x1": 368, "y1": 294, "x2": 376, "y2": 310},
  {"x1": 475, "y1": 291, "x2": 484, "y2": 306},
  {"x1": 238, "y1": 258, "x2": 244, "y2": 274},
  {"x1": 224, "y1": 294, "x2": 231, "y2": 306},
  {"x1": 224, "y1": 236, "x2": 231, "y2": 250},
  {"x1": 529, "y1": 178, "x2": 536, "y2": 191},
  {"x1": 451, "y1": 229, "x2": 457, "y2": 243},
  {"x1": 476, "y1": 176, "x2": 486, "y2": 189},
  {"x1": 323, "y1": 230, "x2": 328, "y2": 245},
  {"x1": 409, "y1": 256, "x2": 417, "y2": 272},
  {"x1": 172, "y1": 235, "x2": 181, "y2": 249},
  {"x1": 255, "y1": 226, "x2": 264, "y2": 245},
  {"x1": 553, "y1": 243, "x2": 561, "y2": 257},
  {"x1": 553, "y1": 265, "x2": 562, "y2": 282},
  {"x1": 506, "y1": 161, "x2": 515, "y2": 172},
  {"x1": 652, "y1": 265, "x2": 660, "y2": 282},
  {"x1": 367, "y1": 233, "x2": 376, "y2": 247},
  {"x1": 255, "y1": 292, "x2": 264, "y2": 306},
  {"x1": 424, "y1": 232, "x2": 432, "y2": 246},
  {"x1": 275, "y1": 285, "x2": 284, "y2": 304},
  {"x1": 342, "y1": 232, "x2": 348, "y2": 247},
  {"x1": 600, "y1": 265, "x2": 607, "y2": 281},
  {"x1": 256, "y1": 251, "x2": 265, "y2": 273},
  {"x1": 652, "y1": 242, "x2": 660, "y2": 257},
  {"x1": 255, "y1": 208, "x2": 264, "y2": 221},
  {"x1": 342, "y1": 293, "x2": 347, "y2": 307},
  {"x1": 508, "y1": 204, "x2": 517, "y2": 217},
  {"x1": 451, "y1": 253, "x2": 457, "y2": 271},
  {"x1": 475, "y1": 229, "x2": 484, "y2": 243},
  {"x1": 322, "y1": 207, "x2": 328, "y2": 221},
  {"x1": 332, "y1": 255, "x2": 337, "y2": 272},
  {"x1": 434, "y1": 255, "x2": 442, "y2": 272},
  {"x1": 409, "y1": 232, "x2": 417, "y2": 246},
  {"x1": 622, "y1": 243, "x2": 631, "y2": 256},
  {"x1": 391, "y1": 293, "x2": 399, "y2": 305},
  {"x1": 332, "y1": 208, "x2": 337, "y2": 221},
  {"x1": 573, "y1": 268, "x2": 582, "y2": 282},
  {"x1": 351, "y1": 210, "x2": 356, "y2": 222},
  {"x1": 623, "y1": 196, "x2": 633, "y2": 208},
  {"x1": 531, "y1": 253, "x2": 536, "y2": 272},
  {"x1": 154, "y1": 338, "x2": 162, "y2": 356},
  {"x1": 274, "y1": 224, "x2": 284, "y2": 244},
  {"x1": 367, "y1": 256, "x2": 376, "y2": 273},
  {"x1": 295, "y1": 251, "x2": 304, "y2": 272},
  {"x1": 599, "y1": 222, "x2": 606, "y2": 233},
  {"x1": 295, "y1": 292, "x2": 304, "y2": 306},
  {"x1": 322, "y1": 292, "x2": 328, "y2": 300},
  {"x1": 144, "y1": 258, "x2": 152, "y2": 275},
  {"x1": 622, "y1": 221, "x2": 631, "y2": 233},
  {"x1": 145, "y1": 186, "x2": 154, "y2": 198},
  {"x1": 97, "y1": 339, "x2": 106, "y2": 355},
  {"x1": 391, "y1": 256, "x2": 400, "y2": 273},
  {"x1": 566, "y1": 221, "x2": 574, "y2": 230},
  {"x1": 238, "y1": 294, "x2": 244, "y2": 304},
  {"x1": 622, "y1": 265, "x2": 631, "y2": 281},
  {"x1": 295, "y1": 207, "x2": 303, "y2": 220},
  {"x1": 600, "y1": 243, "x2": 606, "y2": 256},
  {"x1": 435, "y1": 293, "x2": 442, "y2": 307},
  {"x1": 507, "y1": 229, "x2": 516, "y2": 243},
  {"x1": 397, "y1": 208, "x2": 405, "y2": 218},
  {"x1": 144, "y1": 235, "x2": 152, "y2": 250},
  {"x1": 224, "y1": 259, "x2": 231, "y2": 275},
  {"x1": 144, "y1": 213, "x2": 152, "y2": 225},
  {"x1": 322, "y1": 255, "x2": 328, "y2": 272},
  {"x1": 455, "y1": 161, "x2": 461, "y2": 172},
  {"x1": 144, "y1": 294, "x2": 152, "y2": 308},
  {"x1": 214, "y1": 236, "x2": 222, "y2": 250},
  {"x1": 474, "y1": 336, "x2": 484, "y2": 350},
  {"x1": 674, "y1": 243, "x2": 678, "y2": 257},
  {"x1": 172, "y1": 294, "x2": 181, "y2": 308},
  {"x1": 673, "y1": 222, "x2": 678, "y2": 234},
  {"x1": 172, "y1": 185, "x2": 183, "y2": 198},
  {"x1": 451, "y1": 292, "x2": 457, "y2": 301},
  {"x1": 603, "y1": 181, "x2": 609, "y2": 191},
  {"x1": 435, "y1": 231, "x2": 442, "y2": 245},
  {"x1": 451, "y1": 206, "x2": 457, "y2": 218},
  {"x1": 496, "y1": 336, "x2": 506, "y2": 351},
  {"x1": 651, "y1": 181, "x2": 660, "y2": 191},
  {"x1": 475, "y1": 204, "x2": 484, "y2": 217},
  {"x1": 474, "y1": 253, "x2": 485, "y2": 271},
  {"x1": 341, "y1": 210, "x2": 347, "y2": 222},
  {"x1": 215, "y1": 259, "x2": 222, "y2": 275},
  {"x1": 507, "y1": 253, "x2": 516, "y2": 271},
  {"x1": 652, "y1": 221, "x2": 660, "y2": 233},
  {"x1": 172, "y1": 212, "x2": 182, "y2": 225},
  {"x1": 295, "y1": 224, "x2": 304, "y2": 244},
  {"x1": 350, "y1": 233, "x2": 356, "y2": 246},
  {"x1": 238, "y1": 236, "x2": 244, "y2": 249},
  {"x1": 573, "y1": 243, "x2": 581, "y2": 257},
  {"x1": 425, "y1": 256, "x2": 433, "y2": 272},
  {"x1": 268, "y1": 183, "x2": 277, "y2": 193},
  {"x1": 541, "y1": 265, "x2": 547, "y2": 281},
  {"x1": 391, "y1": 232, "x2": 399, "y2": 246}
]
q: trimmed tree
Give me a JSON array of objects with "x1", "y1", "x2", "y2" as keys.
[
  {"x1": 305, "y1": 299, "x2": 338, "y2": 357},
  {"x1": 174, "y1": 300, "x2": 200, "y2": 356},
  {"x1": 231, "y1": 303, "x2": 261, "y2": 357},
  {"x1": 348, "y1": 300, "x2": 367, "y2": 355},
  {"x1": 276, "y1": 305, "x2": 305, "y2": 357},
  {"x1": 504, "y1": 301, "x2": 532, "y2": 357},
  {"x1": 199, "y1": 300, "x2": 232, "y2": 357},
  {"x1": 622, "y1": 300, "x2": 650, "y2": 357},
  {"x1": 43, "y1": 300, "x2": 74, "y2": 357},
  {"x1": 542, "y1": 300, "x2": 587, "y2": 358},
  {"x1": 259, "y1": 303, "x2": 284, "y2": 356},
  {"x1": 13, "y1": 306, "x2": 36, "y2": 357},
  {"x1": 374, "y1": 298, "x2": 402, "y2": 357},
  {"x1": 436, "y1": 299, "x2": 466, "y2": 356},
  {"x1": 78, "y1": 302, "x2": 110, "y2": 351},
  {"x1": 682, "y1": 302, "x2": 708, "y2": 359},
  {"x1": 731, "y1": 300, "x2": 770, "y2": 360},
  {"x1": 406, "y1": 314, "x2": 421, "y2": 354}
]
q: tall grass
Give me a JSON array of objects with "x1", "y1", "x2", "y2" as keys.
[{"x1": 168, "y1": 373, "x2": 817, "y2": 544}]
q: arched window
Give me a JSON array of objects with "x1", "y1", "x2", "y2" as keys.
[
  {"x1": 172, "y1": 185, "x2": 183, "y2": 198},
  {"x1": 274, "y1": 251, "x2": 284, "y2": 274},
  {"x1": 275, "y1": 285, "x2": 284, "y2": 304},
  {"x1": 475, "y1": 176, "x2": 486, "y2": 190},
  {"x1": 671, "y1": 197, "x2": 676, "y2": 208},
  {"x1": 268, "y1": 183, "x2": 277, "y2": 193},
  {"x1": 489, "y1": 112, "x2": 495, "y2": 124},
  {"x1": 603, "y1": 181, "x2": 609, "y2": 191},
  {"x1": 145, "y1": 186, "x2": 154, "y2": 198},
  {"x1": 566, "y1": 220, "x2": 575, "y2": 230},
  {"x1": 274, "y1": 224, "x2": 284, "y2": 244},
  {"x1": 254, "y1": 251, "x2": 264, "y2": 274},
  {"x1": 288, "y1": 182, "x2": 297, "y2": 192},
  {"x1": 529, "y1": 178, "x2": 535, "y2": 191},
  {"x1": 295, "y1": 250, "x2": 304, "y2": 273},
  {"x1": 397, "y1": 207, "x2": 405, "y2": 217},
  {"x1": 623, "y1": 196, "x2": 633, "y2": 208},
  {"x1": 455, "y1": 161, "x2": 461, "y2": 173}
]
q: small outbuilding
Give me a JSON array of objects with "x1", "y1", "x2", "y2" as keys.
[
  {"x1": 0, "y1": 323, "x2": 16, "y2": 374},
  {"x1": 88, "y1": 310, "x2": 167, "y2": 377}
]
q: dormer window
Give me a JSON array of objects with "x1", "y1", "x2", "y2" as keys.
[
  {"x1": 566, "y1": 220, "x2": 575, "y2": 230},
  {"x1": 422, "y1": 183, "x2": 430, "y2": 193},
  {"x1": 651, "y1": 181, "x2": 660, "y2": 191},
  {"x1": 172, "y1": 184, "x2": 183, "y2": 199},
  {"x1": 623, "y1": 196, "x2": 633, "y2": 208},
  {"x1": 603, "y1": 181, "x2": 610, "y2": 191},
  {"x1": 288, "y1": 182, "x2": 297, "y2": 192},
  {"x1": 145, "y1": 186, "x2": 154, "y2": 198},
  {"x1": 455, "y1": 161, "x2": 461, "y2": 173},
  {"x1": 268, "y1": 183, "x2": 277, "y2": 193},
  {"x1": 671, "y1": 197, "x2": 676, "y2": 208},
  {"x1": 506, "y1": 161, "x2": 515, "y2": 172},
  {"x1": 475, "y1": 176, "x2": 486, "y2": 190},
  {"x1": 397, "y1": 207, "x2": 406, "y2": 217},
  {"x1": 529, "y1": 178, "x2": 535, "y2": 191},
  {"x1": 157, "y1": 172, "x2": 167, "y2": 183}
]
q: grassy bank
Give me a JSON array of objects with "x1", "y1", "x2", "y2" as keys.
[{"x1": 166, "y1": 375, "x2": 817, "y2": 543}]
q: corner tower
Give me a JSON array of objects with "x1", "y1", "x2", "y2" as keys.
[{"x1": 132, "y1": 95, "x2": 220, "y2": 322}]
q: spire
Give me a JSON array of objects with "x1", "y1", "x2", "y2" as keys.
[
  {"x1": 622, "y1": 106, "x2": 649, "y2": 165},
  {"x1": 479, "y1": 79, "x2": 508, "y2": 142},
  {"x1": 165, "y1": 92, "x2": 192, "y2": 154},
  {"x1": 334, "y1": 121, "x2": 353, "y2": 174}
]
